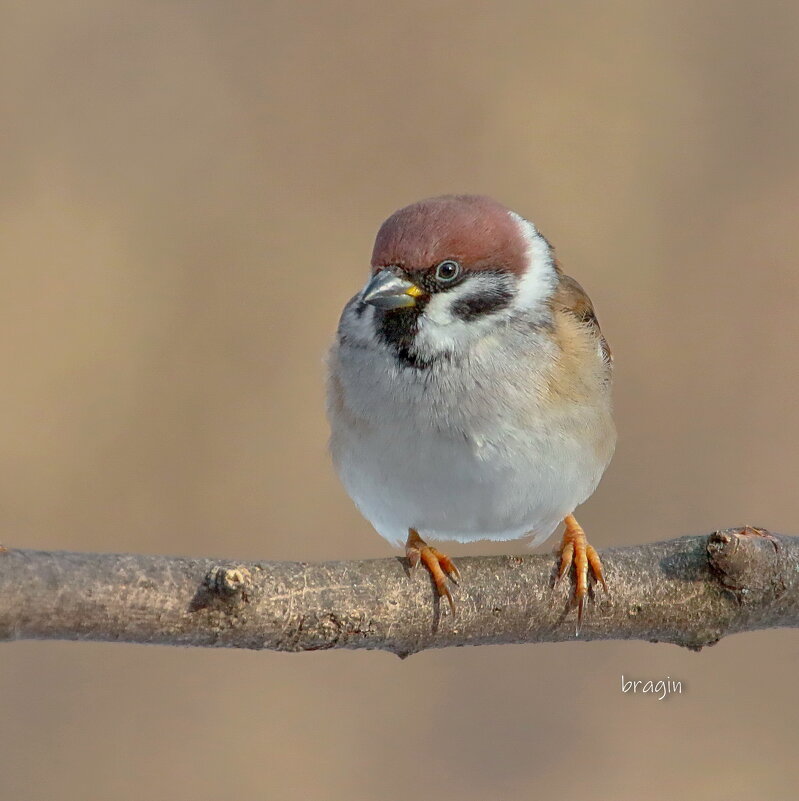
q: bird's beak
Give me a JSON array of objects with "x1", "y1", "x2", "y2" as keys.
[{"x1": 361, "y1": 270, "x2": 425, "y2": 309}]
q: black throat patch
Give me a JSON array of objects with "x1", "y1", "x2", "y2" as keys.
[{"x1": 374, "y1": 304, "x2": 433, "y2": 369}]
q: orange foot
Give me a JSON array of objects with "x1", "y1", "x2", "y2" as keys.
[
  {"x1": 405, "y1": 528, "x2": 461, "y2": 613},
  {"x1": 555, "y1": 514, "x2": 607, "y2": 633}
]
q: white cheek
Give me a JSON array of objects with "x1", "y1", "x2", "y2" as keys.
[
  {"x1": 416, "y1": 302, "x2": 474, "y2": 353},
  {"x1": 415, "y1": 279, "x2": 509, "y2": 353},
  {"x1": 509, "y1": 212, "x2": 557, "y2": 312},
  {"x1": 422, "y1": 292, "x2": 458, "y2": 326},
  {"x1": 339, "y1": 296, "x2": 376, "y2": 344}
]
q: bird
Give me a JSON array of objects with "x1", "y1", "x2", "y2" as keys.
[{"x1": 326, "y1": 194, "x2": 615, "y2": 628}]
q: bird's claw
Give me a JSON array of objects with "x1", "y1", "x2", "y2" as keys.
[
  {"x1": 405, "y1": 529, "x2": 459, "y2": 614},
  {"x1": 556, "y1": 514, "x2": 607, "y2": 635}
]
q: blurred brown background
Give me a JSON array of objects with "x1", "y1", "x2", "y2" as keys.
[{"x1": 2, "y1": 2, "x2": 799, "y2": 799}]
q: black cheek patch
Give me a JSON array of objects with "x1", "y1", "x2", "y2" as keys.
[{"x1": 451, "y1": 287, "x2": 514, "y2": 321}]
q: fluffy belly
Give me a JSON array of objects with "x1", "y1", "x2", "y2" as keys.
[{"x1": 332, "y1": 421, "x2": 604, "y2": 548}]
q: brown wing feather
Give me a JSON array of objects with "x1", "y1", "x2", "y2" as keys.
[{"x1": 551, "y1": 272, "x2": 613, "y2": 369}]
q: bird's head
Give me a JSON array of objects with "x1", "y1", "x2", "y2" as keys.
[{"x1": 356, "y1": 194, "x2": 558, "y2": 366}]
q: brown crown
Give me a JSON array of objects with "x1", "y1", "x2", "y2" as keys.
[{"x1": 370, "y1": 195, "x2": 529, "y2": 275}]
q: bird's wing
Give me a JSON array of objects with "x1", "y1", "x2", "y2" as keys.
[{"x1": 551, "y1": 271, "x2": 613, "y2": 369}]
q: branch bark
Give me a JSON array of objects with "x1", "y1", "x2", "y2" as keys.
[{"x1": 1, "y1": 527, "x2": 797, "y2": 657}]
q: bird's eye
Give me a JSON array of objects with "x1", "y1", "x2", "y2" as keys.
[{"x1": 435, "y1": 260, "x2": 461, "y2": 283}]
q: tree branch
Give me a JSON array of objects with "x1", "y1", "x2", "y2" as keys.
[{"x1": 1, "y1": 527, "x2": 797, "y2": 657}]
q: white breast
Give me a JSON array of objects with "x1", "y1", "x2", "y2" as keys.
[{"x1": 327, "y1": 320, "x2": 614, "y2": 549}]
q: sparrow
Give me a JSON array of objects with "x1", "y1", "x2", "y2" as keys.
[{"x1": 327, "y1": 194, "x2": 615, "y2": 627}]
